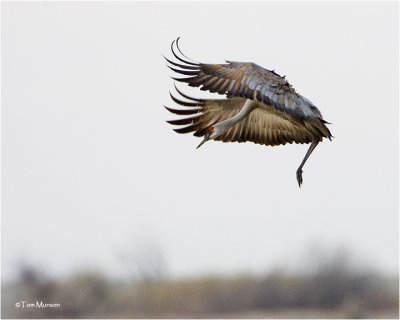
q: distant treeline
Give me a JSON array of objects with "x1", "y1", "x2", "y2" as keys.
[{"x1": 2, "y1": 260, "x2": 398, "y2": 318}]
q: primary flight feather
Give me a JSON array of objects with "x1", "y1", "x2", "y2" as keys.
[{"x1": 164, "y1": 38, "x2": 332, "y2": 187}]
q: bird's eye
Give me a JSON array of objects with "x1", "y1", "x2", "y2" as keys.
[{"x1": 209, "y1": 127, "x2": 214, "y2": 134}]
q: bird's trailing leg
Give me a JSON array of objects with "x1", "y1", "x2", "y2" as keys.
[{"x1": 296, "y1": 139, "x2": 319, "y2": 187}]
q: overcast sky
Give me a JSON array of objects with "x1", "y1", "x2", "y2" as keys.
[{"x1": 2, "y1": 1, "x2": 398, "y2": 281}]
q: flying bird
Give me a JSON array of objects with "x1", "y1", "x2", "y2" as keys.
[{"x1": 164, "y1": 38, "x2": 332, "y2": 187}]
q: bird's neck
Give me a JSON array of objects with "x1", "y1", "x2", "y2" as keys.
[{"x1": 215, "y1": 99, "x2": 256, "y2": 135}]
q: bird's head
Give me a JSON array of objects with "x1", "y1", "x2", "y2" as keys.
[{"x1": 196, "y1": 126, "x2": 220, "y2": 149}]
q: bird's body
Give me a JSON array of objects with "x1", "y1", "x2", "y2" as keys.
[{"x1": 164, "y1": 39, "x2": 332, "y2": 186}]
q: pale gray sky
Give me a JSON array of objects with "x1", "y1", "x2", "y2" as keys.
[{"x1": 2, "y1": 1, "x2": 398, "y2": 281}]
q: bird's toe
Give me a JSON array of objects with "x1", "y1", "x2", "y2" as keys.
[{"x1": 296, "y1": 169, "x2": 303, "y2": 187}]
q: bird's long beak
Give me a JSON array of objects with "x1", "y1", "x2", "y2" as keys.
[{"x1": 196, "y1": 133, "x2": 210, "y2": 149}]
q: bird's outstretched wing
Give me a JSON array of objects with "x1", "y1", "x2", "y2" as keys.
[
  {"x1": 166, "y1": 87, "x2": 319, "y2": 146},
  {"x1": 165, "y1": 38, "x2": 325, "y2": 120}
]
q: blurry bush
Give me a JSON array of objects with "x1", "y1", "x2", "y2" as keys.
[{"x1": 118, "y1": 240, "x2": 167, "y2": 283}]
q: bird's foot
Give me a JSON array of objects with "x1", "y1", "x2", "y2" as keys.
[{"x1": 296, "y1": 169, "x2": 303, "y2": 187}]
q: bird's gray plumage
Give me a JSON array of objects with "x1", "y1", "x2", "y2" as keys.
[{"x1": 164, "y1": 38, "x2": 332, "y2": 186}]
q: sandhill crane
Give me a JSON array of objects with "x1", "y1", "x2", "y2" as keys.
[{"x1": 164, "y1": 38, "x2": 332, "y2": 187}]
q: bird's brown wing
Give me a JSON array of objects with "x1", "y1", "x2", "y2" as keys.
[
  {"x1": 216, "y1": 108, "x2": 315, "y2": 146},
  {"x1": 166, "y1": 88, "x2": 315, "y2": 146},
  {"x1": 165, "y1": 39, "x2": 325, "y2": 121}
]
